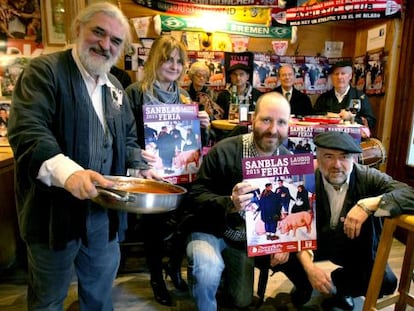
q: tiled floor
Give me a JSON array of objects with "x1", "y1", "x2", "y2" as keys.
[{"x1": 0, "y1": 239, "x2": 412, "y2": 310}]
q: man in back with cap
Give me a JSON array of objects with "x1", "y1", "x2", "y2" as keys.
[
  {"x1": 216, "y1": 63, "x2": 262, "y2": 119},
  {"x1": 313, "y1": 61, "x2": 376, "y2": 131},
  {"x1": 270, "y1": 131, "x2": 414, "y2": 310}
]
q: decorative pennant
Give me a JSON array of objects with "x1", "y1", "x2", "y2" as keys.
[
  {"x1": 285, "y1": 0, "x2": 402, "y2": 26},
  {"x1": 160, "y1": 15, "x2": 291, "y2": 38}
]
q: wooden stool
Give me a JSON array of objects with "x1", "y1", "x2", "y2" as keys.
[{"x1": 363, "y1": 214, "x2": 414, "y2": 311}]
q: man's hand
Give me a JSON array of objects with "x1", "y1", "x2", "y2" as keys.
[
  {"x1": 229, "y1": 182, "x2": 258, "y2": 213},
  {"x1": 64, "y1": 170, "x2": 114, "y2": 200},
  {"x1": 141, "y1": 149, "x2": 158, "y2": 164},
  {"x1": 305, "y1": 264, "x2": 333, "y2": 295},
  {"x1": 138, "y1": 168, "x2": 163, "y2": 181},
  {"x1": 343, "y1": 205, "x2": 369, "y2": 239},
  {"x1": 198, "y1": 110, "x2": 211, "y2": 129},
  {"x1": 339, "y1": 109, "x2": 353, "y2": 122}
]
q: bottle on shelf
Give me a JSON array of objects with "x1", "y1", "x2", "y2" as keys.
[
  {"x1": 228, "y1": 85, "x2": 239, "y2": 121},
  {"x1": 230, "y1": 85, "x2": 239, "y2": 105},
  {"x1": 239, "y1": 94, "x2": 251, "y2": 123}
]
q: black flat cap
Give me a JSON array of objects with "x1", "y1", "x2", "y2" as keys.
[
  {"x1": 227, "y1": 63, "x2": 250, "y2": 74},
  {"x1": 329, "y1": 60, "x2": 353, "y2": 73},
  {"x1": 314, "y1": 131, "x2": 362, "y2": 153}
]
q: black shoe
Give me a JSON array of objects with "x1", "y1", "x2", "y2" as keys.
[
  {"x1": 321, "y1": 295, "x2": 354, "y2": 310},
  {"x1": 290, "y1": 287, "x2": 312, "y2": 307},
  {"x1": 163, "y1": 262, "x2": 188, "y2": 291},
  {"x1": 150, "y1": 279, "x2": 172, "y2": 306}
]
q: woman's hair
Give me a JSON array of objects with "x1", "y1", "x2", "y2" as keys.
[
  {"x1": 71, "y1": 2, "x2": 131, "y2": 49},
  {"x1": 141, "y1": 35, "x2": 188, "y2": 94},
  {"x1": 188, "y1": 61, "x2": 210, "y2": 80}
]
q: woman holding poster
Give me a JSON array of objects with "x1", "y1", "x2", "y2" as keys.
[{"x1": 126, "y1": 35, "x2": 210, "y2": 306}]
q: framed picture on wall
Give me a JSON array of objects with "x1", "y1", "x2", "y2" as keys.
[{"x1": 42, "y1": 0, "x2": 67, "y2": 45}]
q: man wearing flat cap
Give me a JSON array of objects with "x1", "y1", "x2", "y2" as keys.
[
  {"x1": 313, "y1": 60, "x2": 377, "y2": 131},
  {"x1": 216, "y1": 63, "x2": 262, "y2": 119},
  {"x1": 270, "y1": 131, "x2": 414, "y2": 310}
]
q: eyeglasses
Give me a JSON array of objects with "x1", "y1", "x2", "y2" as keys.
[{"x1": 194, "y1": 72, "x2": 208, "y2": 79}]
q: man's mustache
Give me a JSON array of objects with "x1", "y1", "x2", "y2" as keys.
[
  {"x1": 262, "y1": 132, "x2": 280, "y2": 139},
  {"x1": 90, "y1": 47, "x2": 110, "y2": 59}
]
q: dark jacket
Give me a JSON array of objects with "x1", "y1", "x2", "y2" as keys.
[
  {"x1": 313, "y1": 87, "x2": 376, "y2": 130},
  {"x1": 315, "y1": 162, "x2": 414, "y2": 264},
  {"x1": 274, "y1": 86, "x2": 314, "y2": 117},
  {"x1": 8, "y1": 49, "x2": 145, "y2": 249}
]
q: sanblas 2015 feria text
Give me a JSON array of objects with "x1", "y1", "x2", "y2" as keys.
[{"x1": 244, "y1": 156, "x2": 311, "y2": 177}]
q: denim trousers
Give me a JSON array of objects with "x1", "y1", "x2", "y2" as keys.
[
  {"x1": 26, "y1": 207, "x2": 120, "y2": 311},
  {"x1": 186, "y1": 232, "x2": 254, "y2": 311}
]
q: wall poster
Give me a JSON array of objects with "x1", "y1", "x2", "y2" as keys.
[
  {"x1": 0, "y1": 0, "x2": 43, "y2": 103},
  {"x1": 365, "y1": 50, "x2": 385, "y2": 95}
]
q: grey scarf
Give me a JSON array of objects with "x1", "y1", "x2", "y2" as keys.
[{"x1": 143, "y1": 81, "x2": 181, "y2": 105}]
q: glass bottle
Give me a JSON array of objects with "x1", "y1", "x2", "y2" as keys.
[
  {"x1": 229, "y1": 85, "x2": 239, "y2": 121},
  {"x1": 230, "y1": 85, "x2": 239, "y2": 105}
]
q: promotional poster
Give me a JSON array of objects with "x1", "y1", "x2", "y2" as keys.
[
  {"x1": 242, "y1": 153, "x2": 316, "y2": 257},
  {"x1": 143, "y1": 104, "x2": 202, "y2": 184}
]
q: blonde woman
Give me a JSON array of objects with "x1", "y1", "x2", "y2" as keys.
[{"x1": 126, "y1": 35, "x2": 209, "y2": 306}]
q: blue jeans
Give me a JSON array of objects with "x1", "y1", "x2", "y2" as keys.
[
  {"x1": 26, "y1": 207, "x2": 120, "y2": 311},
  {"x1": 186, "y1": 232, "x2": 254, "y2": 311}
]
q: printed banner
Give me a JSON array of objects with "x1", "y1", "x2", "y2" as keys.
[
  {"x1": 134, "y1": 0, "x2": 402, "y2": 27},
  {"x1": 285, "y1": 0, "x2": 402, "y2": 26},
  {"x1": 134, "y1": 0, "x2": 283, "y2": 5},
  {"x1": 243, "y1": 153, "x2": 317, "y2": 257},
  {"x1": 160, "y1": 15, "x2": 291, "y2": 38},
  {"x1": 134, "y1": 1, "x2": 272, "y2": 24}
]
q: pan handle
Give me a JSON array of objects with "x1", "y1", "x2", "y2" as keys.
[{"x1": 96, "y1": 186, "x2": 130, "y2": 202}]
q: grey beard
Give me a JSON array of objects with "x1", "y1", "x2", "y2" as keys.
[{"x1": 79, "y1": 53, "x2": 117, "y2": 76}]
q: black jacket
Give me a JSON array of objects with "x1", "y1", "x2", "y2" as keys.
[
  {"x1": 274, "y1": 86, "x2": 314, "y2": 117},
  {"x1": 313, "y1": 87, "x2": 376, "y2": 130}
]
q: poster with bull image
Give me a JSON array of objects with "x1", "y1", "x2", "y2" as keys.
[
  {"x1": 242, "y1": 153, "x2": 316, "y2": 257},
  {"x1": 143, "y1": 104, "x2": 202, "y2": 184}
]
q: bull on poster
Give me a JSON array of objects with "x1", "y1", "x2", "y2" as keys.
[
  {"x1": 143, "y1": 104, "x2": 202, "y2": 184},
  {"x1": 243, "y1": 153, "x2": 316, "y2": 257}
]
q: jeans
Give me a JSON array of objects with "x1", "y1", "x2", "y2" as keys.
[
  {"x1": 186, "y1": 232, "x2": 254, "y2": 311},
  {"x1": 26, "y1": 206, "x2": 120, "y2": 311}
]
